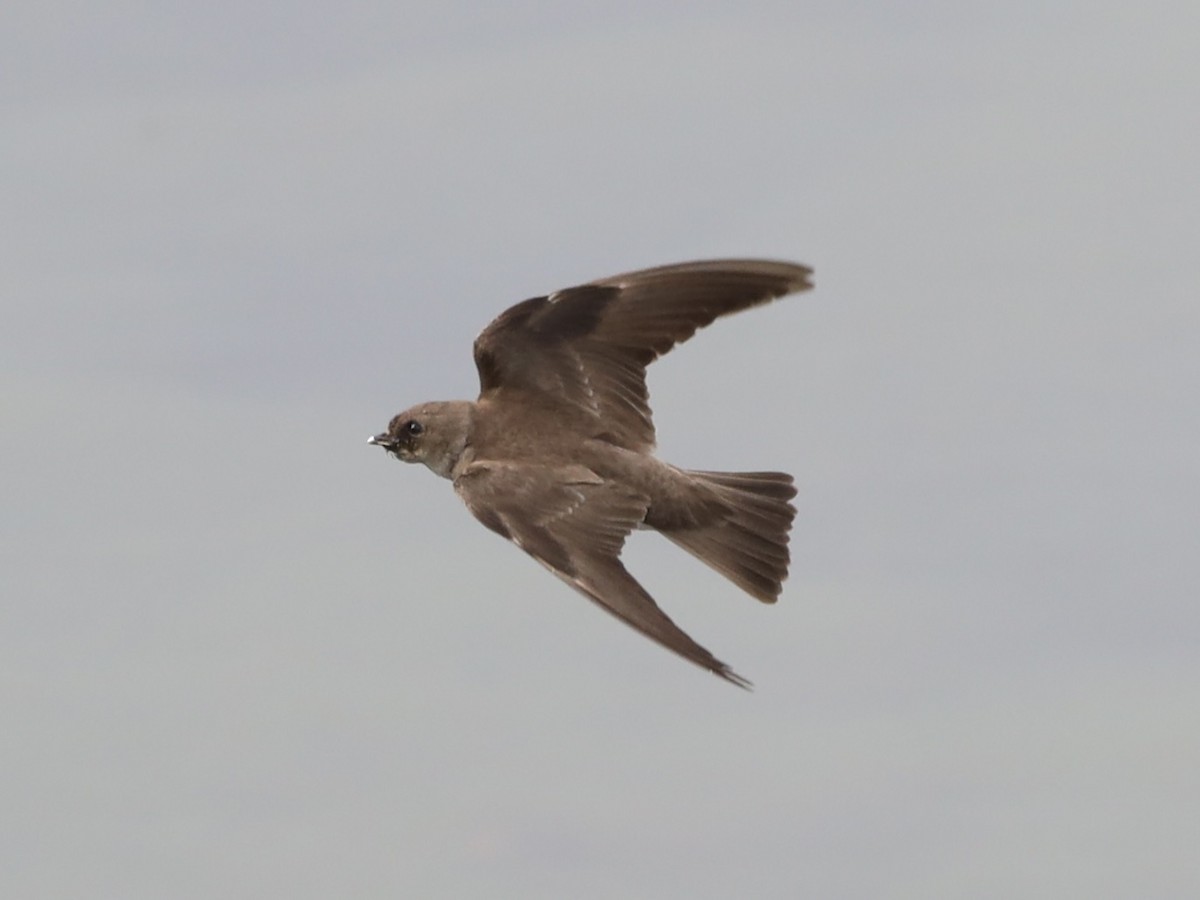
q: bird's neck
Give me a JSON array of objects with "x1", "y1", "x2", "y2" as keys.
[{"x1": 425, "y1": 400, "x2": 476, "y2": 481}]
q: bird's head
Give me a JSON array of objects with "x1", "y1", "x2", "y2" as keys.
[{"x1": 368, "y1": 401, "x2": 474, "y2": 479}]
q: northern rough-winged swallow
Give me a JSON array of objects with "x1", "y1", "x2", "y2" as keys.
[{"x1": 370, "y1": 259, "x2": 813, "y2": 687}]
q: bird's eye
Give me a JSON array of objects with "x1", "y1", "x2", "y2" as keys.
[{"x1": 404, "y1": 420, "x2": 423, "y2": 436}]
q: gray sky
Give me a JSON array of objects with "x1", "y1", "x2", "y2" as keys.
[{"x1": 4, "y1": 3, "x2": 1198, "y2": 897}]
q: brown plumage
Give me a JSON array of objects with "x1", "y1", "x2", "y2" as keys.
[{"x1": 370, "y1": 259, "x2": 813, "y2": 687}]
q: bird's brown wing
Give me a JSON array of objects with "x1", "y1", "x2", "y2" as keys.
[
  {"x1": 454, "y1": 460, "x2": 751, "y2": 688},
  {"x1": 472, "y1": 259, "x2": 812, "y2": 451}
]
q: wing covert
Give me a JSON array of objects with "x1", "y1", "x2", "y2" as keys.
[
  {"x1": 472, "y1": 259, "x2": 812, "y2": 450},
  {"x1": 454, "y1": 461, "x2": 751, "y2": 687}
]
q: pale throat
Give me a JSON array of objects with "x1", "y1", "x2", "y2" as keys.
[{"x1": 425, "y1": 434, "x2": 474, "y2": 481}]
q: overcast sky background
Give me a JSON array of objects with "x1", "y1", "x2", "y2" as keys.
[{"x1": 4, "y1": 3, "x2": 1199, "y2": 898}]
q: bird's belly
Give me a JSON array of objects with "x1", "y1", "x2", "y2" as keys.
[{"x1": 578, "y1": 440, "x2": 723, "y2": 533}]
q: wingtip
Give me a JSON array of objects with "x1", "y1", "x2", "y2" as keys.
[{"x1": 718, "y1": 667, "x2": 754, "y2": 691}]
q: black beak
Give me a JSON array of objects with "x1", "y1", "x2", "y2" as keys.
[{"x1": 367, "y1": 433, "x2": 393, "y2": 447}]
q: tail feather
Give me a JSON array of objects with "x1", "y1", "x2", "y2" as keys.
[{"x1": 665, "y1": 470, "x2": 797, "y2": 603}]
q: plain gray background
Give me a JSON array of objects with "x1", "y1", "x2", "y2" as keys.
[{"x1": 4, "y1": 3, "x2": 1198, "y2": 897}]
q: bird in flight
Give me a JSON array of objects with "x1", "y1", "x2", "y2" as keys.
[{"x1": 369, "y1": 259, "x2": 813, "y2": 687}]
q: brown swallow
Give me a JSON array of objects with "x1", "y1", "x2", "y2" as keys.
[{"x1": 369, "y1": 259, "x2": 813, "y2": 687}]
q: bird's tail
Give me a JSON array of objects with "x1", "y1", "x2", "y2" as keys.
[{"x1": 665, "y1": 469, "x2": 797, "y2": 603}]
